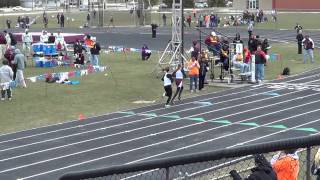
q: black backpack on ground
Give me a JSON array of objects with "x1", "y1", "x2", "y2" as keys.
[{"x1": 282, "y1": 67, "x2": 290, "y2": 76}]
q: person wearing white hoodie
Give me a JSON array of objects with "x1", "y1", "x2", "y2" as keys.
[
  {"x1": 40, "y1": 30, "x2": 49, "y2": 43},
  {"x1": 0, "y1": 59, "x2": 14, "y2": 101},
  {"x1": 55, "y1": 30, "x2": 65, "y2": 50},
  {"x1": 22, "y1": 29, "x2": 33, "y2": 57}
]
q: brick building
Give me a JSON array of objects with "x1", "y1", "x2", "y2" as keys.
[{"x1": 233, "y1": 0, "x2": 320, "y2": 11}]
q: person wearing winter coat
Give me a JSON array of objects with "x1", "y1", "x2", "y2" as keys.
[
  {"x1": 90, "y1": 37, "x2": 101, "y2": 66},
  {"x1": 0, "y1": 60, "x2": 14, "y2": 101},
  {"x1": 12, "y1": 49, "x2": 27, "y2": 88},
  {"x1": 302, "y1": 35, "x2": 315, "y2": 64},
  {"x1": 230, "y1": 154, "x2": 277, "y2": 180}
]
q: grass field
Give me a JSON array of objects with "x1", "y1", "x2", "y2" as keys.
[{"x1": 0, "y1": 41, "x2": 318, "y2": 134}]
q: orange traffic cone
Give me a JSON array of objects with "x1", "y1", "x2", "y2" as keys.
[
  {"x1": 277, "y1": 74, "x2": 284, "y2": 80},
  {"x1": 78, "y1": 113, "x2": 85, "y2": 121}
]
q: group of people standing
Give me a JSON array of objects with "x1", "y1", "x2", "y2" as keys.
[
  {"x1": 0, "y1": 31, "x2": 27, "y2": 101},
  {"x1": 295, "y1": 24, "x2": 315, "y2": 64}
]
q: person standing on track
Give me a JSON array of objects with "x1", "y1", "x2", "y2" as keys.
[
  {"x1": 302, "y1": 35, "x2": 315, "y2": 64},
  {"x1": 170, "y1": 64, "x2": 184, "y2": 104},
  {"x1": 296, "y1": 30, "x2": 304, "y2": 54},
  {"x1": 162, "y1": 67, "x2": 173, "y2": 108}
]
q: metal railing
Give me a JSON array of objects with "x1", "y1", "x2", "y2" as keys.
[{"x1": 60, "y1": 135, "x2": 320, "y2": 180}]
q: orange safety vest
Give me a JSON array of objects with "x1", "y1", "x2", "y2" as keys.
[
  {"x1": 272, "y1": 156, "x2": 299, "y2": 180},
  {"x1": 188, "y1": 60, "x2": 199, "y2": 76}
]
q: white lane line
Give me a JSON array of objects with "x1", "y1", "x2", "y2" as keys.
[
  {"x1": 0, "y1": 67, "x2": 318, "y2": 140},
  {"x1": 2, "y1": 91, "x2": 319, "y2": 175},
  {"x1": 3, "y1": 89, "x2": 319, "y2": 162},
  {"x1": 0, "y1": 71, "x2": 318, "y2": 144},
  {"x1": 16, "y1": 96, "x2": 320, "y2": 179},
  {"x1": 186, "y1": 120, "x2": 320, "y2": 178},
  {"x1": 1, "y1": 77, "x2": 310, "y2": 152},
  {"x1": 0, "y1": 85, "x2": 265, "y2": 144},
  {"x1": 0, "y1": 82, "x2": 300, "y2": 150}
]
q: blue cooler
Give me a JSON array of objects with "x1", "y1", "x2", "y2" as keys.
[
  {"x1": 35, "y1": 60, "x2": 43, "y2": 67},
  {"x1": 32, "y1": 43, "x2": 43, "y2": 53}
]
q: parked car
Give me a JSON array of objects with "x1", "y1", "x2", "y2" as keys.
[
  {"x1": 195, "y1": 2, "x2": 208, "y2": 8},
  {"x1": 12, "y1": 6, "x2": 28, "y2": 11}
]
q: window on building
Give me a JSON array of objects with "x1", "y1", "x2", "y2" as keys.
[{"x1": 247, "y1": 0, "x2": 259, "y2": 9}]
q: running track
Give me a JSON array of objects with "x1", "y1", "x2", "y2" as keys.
[{"x1": 1, "y1": 68, "x2": 320, "y2": 179}]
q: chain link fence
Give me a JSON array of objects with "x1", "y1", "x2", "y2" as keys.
[{"x1": 60, "y1": 135, "x2": 320, "y2": 180}]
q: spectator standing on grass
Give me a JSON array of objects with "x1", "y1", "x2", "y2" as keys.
[
  {"x1": 0, "y1": 60, "x2": 14, "y2": 101},
  {"x1": 55, "y1": 30, "x2": 65, "y2": 50},
  {"x1": 87, "y1": 13, "x2": 91, "y2": 25},
  {"x1": 93, "y1": 9, "x2": 96, "y2": 19},
  {"x1": 162, "y1": 14, "x2": 167, "y2": 26},
  {"x1": 25, "y1": 16, "x2": 30, "y2": 29},
  {"x1": 40, "y1": 30, "x2": 49, "y2": 43},
  {"x1": 187, "y1": 15, "x2": 192, "y2": 28},
  {"x1": 271, "y1": 149, "x2": 299, "y2": 180},
  {"x1": 60, "y1": 13, "x2": 65, "y2": 28},
  {"x1": 43, "y1": 15, "x2": 48, "y2": 29},
  {"x1": 190, "y1": 40, "x2": 200, "y2": 60},
  {"x1": 48, "y1": 33, "x2": 55, "y2": 44},
  {"x1": 22, "y1": 29, "x2": 33, "y2": 58},
  {"x1": 296, "y1": 30, "x2": 304, "y2": 54},
  {"x1": 262, "y1": 38, "x2": 270, "y2": 54},
  {"x1": 294, "y1": 23, "x2": 303, "y2": 34},
  {"x1": 57, "y1": 13, "x2": 60, "y2": 24},
  {"x1": 248, "y1": 34, "x2": 258, "y2": 53},
  {"x1": 188, "y1": 56, "x2": 200, "y2": 93},
  {"x1": 248, "y1": 22, "x2": 253, "y2": 38},
  {"x1": 3, "y1": 30, "x2": 11, "y2": 49},
  {"x1": 254, "y1": 46, "x2": 267, "y2": 84},
  {"x1": 311, "y1": 148, "x2": 320, "y2": 180},
  {"x1": 8, "y1": 33, "x2": 17, "y2": 48},
  {"x1": 4, "y1": 47, "x2": 17, "y2": 80},
  {"x1": 230, "y1": 154, "x2": 277, "y2": 180},
  {"x1": 12, "y1": 49, "x2": 27, "y2": 88},
  {"x1": 6, "y1": 19, "x2": 11, "y2": 29},
  {"x1": 161, "y1": 66, "x2": 173, "y2": 108},
  {"x1": 198, "y1": 53, "x2": 209, "y2": 91},
  {"x1": 151, "y1": 23, "x2": 158, "y2": 38},
  {"x1": 90, "y1": 37, "x2": 101, "y2": 66},
  {"x1": 302, "y1": 35, "x2": 315, "y2": 64}
]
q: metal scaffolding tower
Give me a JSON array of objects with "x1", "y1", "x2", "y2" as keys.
[{"x1": 155, "y1": 0, "x2": 187, "y2": 75}]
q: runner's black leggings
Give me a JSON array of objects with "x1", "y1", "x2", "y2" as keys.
[
  {"x1": 164, "y1": 85, "x2": 172, "y2": 105},
  {"x1": 171, "y1": 86, "x2": 183, "y2": 103}
]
